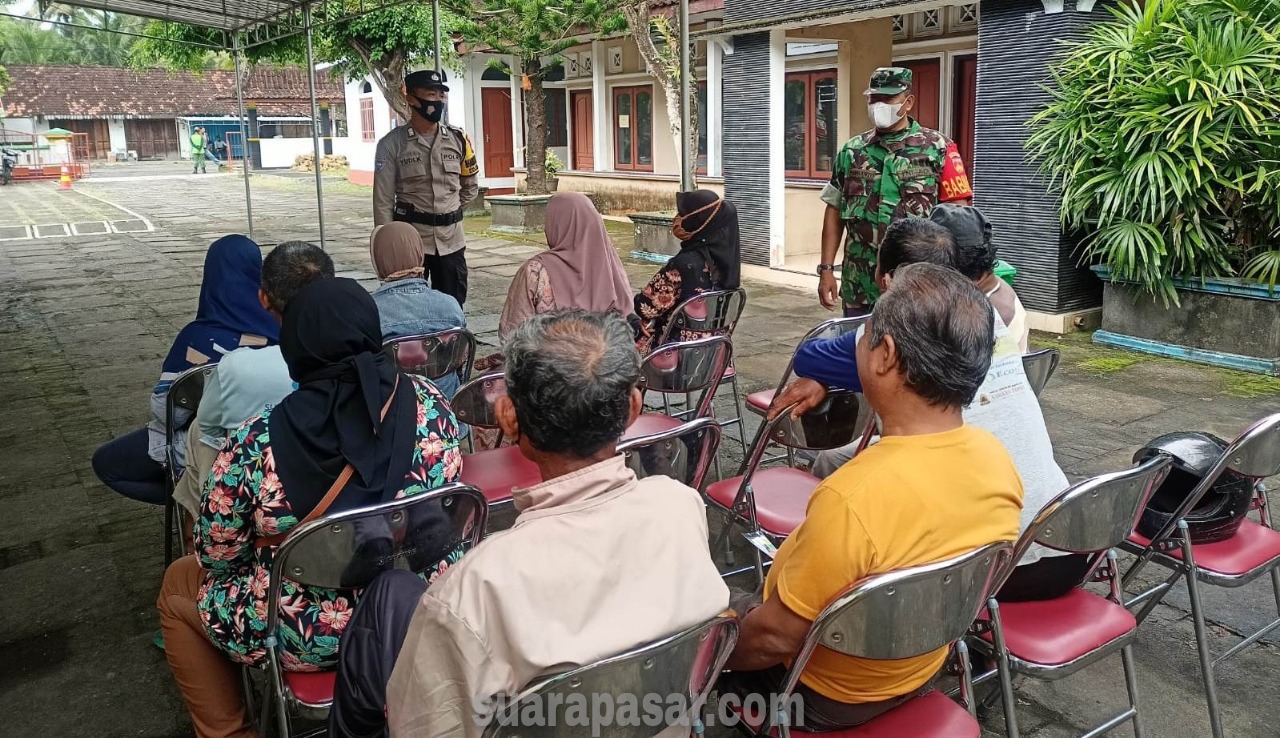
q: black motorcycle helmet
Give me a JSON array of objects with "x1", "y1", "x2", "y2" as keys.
[{"x1": 1133, "y1": 432, "x2": 1255, "y2": 544}]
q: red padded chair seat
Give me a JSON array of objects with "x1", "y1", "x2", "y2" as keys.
[
  {"x1": 746, "y1": 388, "x2": 775, "y2": 415},
  {"x1": 460, "y1": 445, "x2": 541, "y2": 505},
  {"x1": 622, "y1": 412, "x2": 683, "y2": 441},
  {"x1": 706, "y1": 467, "x2": 821, "y2": 536},
  {"x1": 982, "y1": 588, "x2": 1136, "y2": 667},
  {"x1": 283, "y1": 669, "x2": 335, "y2": 707},
  {"x1": 735, "y1": 690, "x2": 978, "y2": 737},
  {"x1": 1129, "y1": 520, "x2": 1280, "y2": 577}
]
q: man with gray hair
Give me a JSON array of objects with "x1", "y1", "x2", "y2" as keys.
[
  {"x1": 331, "y1": 310, "x2": 730, "y2": 738},
  {"x1": 724, "y1": 264, "x2": 1022, "y2": 730}
]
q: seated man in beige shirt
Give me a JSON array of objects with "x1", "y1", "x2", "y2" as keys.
[{"x1": 331, "y1": 309, "x2": 731, "y2": 738}]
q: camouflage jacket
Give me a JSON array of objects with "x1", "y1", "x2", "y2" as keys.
[{"x1": 820, "y1": 119, "x2": 972, "y2": 306}]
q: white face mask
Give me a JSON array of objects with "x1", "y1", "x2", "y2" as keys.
[{"x1": 868, "y1": 101, "x2": 905, "y2": 130}]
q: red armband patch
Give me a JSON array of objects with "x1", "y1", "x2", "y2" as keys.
[{"x1": 940, "y1": 142, "x2": 973, "y2": 202}]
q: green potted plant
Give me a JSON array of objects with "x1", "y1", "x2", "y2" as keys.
[
  {"x1": 544, "y1": 149, "x2": 564, "y2": 192},
  {"x1": 1029, "y1": 0, "x2": 1280, "y2": 374}
]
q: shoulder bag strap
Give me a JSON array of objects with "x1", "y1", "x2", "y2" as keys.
[{"x1": 255, "y1": 376, "x2": 403, "y2": 549}]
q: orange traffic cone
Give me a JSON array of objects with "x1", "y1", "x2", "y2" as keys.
[{"x1": 59, "y1": 164, "x2": 72, "y2": 190}]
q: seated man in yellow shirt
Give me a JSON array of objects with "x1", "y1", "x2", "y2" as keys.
[{"x1": 724, "y1": 262, "x2": 1024, "y2": 730}]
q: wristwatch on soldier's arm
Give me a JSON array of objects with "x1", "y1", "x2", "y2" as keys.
[{"x1": 816, "y1": 263, "x2": 835, "y2": 276}]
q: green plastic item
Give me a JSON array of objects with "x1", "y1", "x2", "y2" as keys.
[{"x1": 994, "y1": 259, "x2": 1017, "y2": 287}]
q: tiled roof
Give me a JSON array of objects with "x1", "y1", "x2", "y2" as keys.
[{"x1": 0, "y1": 65, "x2": 344, "y2": 119}]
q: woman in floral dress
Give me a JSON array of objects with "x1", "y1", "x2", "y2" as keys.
[
  {"x1": 156, "y1": 278, "x2": 463, "y2": 738},
  {"x1": 633, "y1": 190, "x2": 742, "y2": 356}
]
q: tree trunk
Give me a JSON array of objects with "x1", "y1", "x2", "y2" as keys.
[
  {"x1": 524, "y1": 56, "x2": 550, "y2": 196},
  {"x1": 350, "y1": 40, "x2": 411, "y2": 121},
  {"x1": 622, "y1": 3, "x2": 698, "y2": 190}
]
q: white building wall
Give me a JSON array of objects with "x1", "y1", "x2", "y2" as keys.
[
  {"x1": 107, "y1": 118, "x2": 127, "y2": 157},
  {"x1": 260, "y1": 138, "x2": 321, "y2": 168}
]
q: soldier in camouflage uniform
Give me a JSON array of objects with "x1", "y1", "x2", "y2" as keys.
[{"x1": 816, "y1": 67, "x2": 973, "y2": 314}]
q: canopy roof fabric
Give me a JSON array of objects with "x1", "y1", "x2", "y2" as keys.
[{"x1": 31, "y1": 0, "x2": 412, "y2": 44}]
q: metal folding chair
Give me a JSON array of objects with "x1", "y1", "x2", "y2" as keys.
[
  {"x1": 625, "y1": 335, "x2": 732, "y2": 477},
  {"x1": 740, "y1": 543, "x2": 1011, "y2": 738},
  {"x1": 482, "y1": 614, "x2": 739, "y2": 738},
  {"x1": 1020, "y1": 348, "x2": 1060, "y2": 398},
  {"x1": 743, "y1": 315, "x2": 868, "y2": 468},
  {"x1": 384, "y1": 327, "x2": 477, "y2": 385},
  {"x1": 706, "y1": 389, "x2": 867, "y2": 584},
  {"x1": 1120, "y1": 413, "x2": 1280, "y2": 738},
  {"x1": 452, "y1": 372, "x2": 542, "y2": 516},
  {"x1": 164, "y1": 364, "x2": 212, "y2": 565},
  {"x1": 744, "y1": 316, "x2": 868, "y2": 417},
  {"x1": 970, "y1": 455, "x2": 1172, "y2": 738},
  {"x1": 254, "y1": 482, "x2": 488, "y2": 738},
  {"x1": 656, "y1": 288, "x2": 749, "y2": 459},
  {"x1": 618, "y1": 416, "x2": 722, "y2": 492}
]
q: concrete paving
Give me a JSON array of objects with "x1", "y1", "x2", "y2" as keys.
[{"x1": 1, "y1": 165, "x2": 1279, "y2": 737}]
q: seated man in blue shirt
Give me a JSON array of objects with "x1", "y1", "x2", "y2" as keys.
[{"x1": 773, "y1": 209, "x2": 1082, "y2": 602}]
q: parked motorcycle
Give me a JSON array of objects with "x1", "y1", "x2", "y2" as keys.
[{"x1": 0, "y1": 149, "x2": 16, "y2": 185}]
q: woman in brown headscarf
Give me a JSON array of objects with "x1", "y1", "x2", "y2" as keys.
[
  {"x1": 369, "y1": 222, "x2": 467, "y2": 397},
  {"x1": 474, "y1": 192, "x2": 634, "y2": 371}
]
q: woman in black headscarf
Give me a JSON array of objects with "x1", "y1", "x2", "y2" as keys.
[
  {"x1": 156, "y1": 278, "x2": 463, "y2": 738},
  {"x1": 633, "y1": 189, "x2": 742, "y2": 356}
]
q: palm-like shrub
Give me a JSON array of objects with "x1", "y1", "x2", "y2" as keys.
[{"x1": 1028, "y1": 0, "x2": 1280, "y2": 302}]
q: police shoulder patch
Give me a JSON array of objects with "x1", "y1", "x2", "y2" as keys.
[{"x1": 375, "y1": 158, "x2": 386, "y2": 171}]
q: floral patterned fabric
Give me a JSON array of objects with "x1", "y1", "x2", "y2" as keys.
[
  {"x1": 195, "y1": 376, "x2": 463, "y2": 671},
  {"x1": 633, "y1": 250, "x2": 723, "y2": 356}
]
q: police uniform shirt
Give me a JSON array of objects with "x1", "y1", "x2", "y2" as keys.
[{"x1": 373, "y1": 124, "x2": 480, "y2": 256}]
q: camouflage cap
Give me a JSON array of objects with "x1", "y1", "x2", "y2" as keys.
[
  {"x1": 864, "y1": 66, "x2": 912, "y2": 96},
  {"x1": 405, "y1": 69, "x2": 449, "y2": 92}
]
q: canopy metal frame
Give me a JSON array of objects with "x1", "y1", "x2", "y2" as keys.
[{"x1": 15, "y1": 0, "x2": 447, "y2": 249}]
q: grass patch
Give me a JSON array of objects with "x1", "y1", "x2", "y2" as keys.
[
  {"x1": 1077, "y1": 355, "x2": 1140, "y2": 375},
  {"x1": 1221, "y1": 373, "x2": 1280, "y2": 398}
]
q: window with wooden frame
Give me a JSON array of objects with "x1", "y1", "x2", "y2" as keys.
[
  {"x1": 784, "y1": 69, "x2": 838, "y2": 180},
  {"x1": 613, "y1": 85, "x2": 654, "y2": 171},
  {"x1": 545, "y1": 87, "x2": 568, "y2": 148},
  {"x1": 360, "y1": 98, "x2": 376, "y2": 142}
]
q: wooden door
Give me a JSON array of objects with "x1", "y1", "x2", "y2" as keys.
[
  {"x1": 951, "y1": 54, "x2": 978, "y2": 178},
  {"x1": 898, "y1": 58, "x2": 941, "y2": 131},
  {"x1": 50, "y1": 119, "x2": 110, "y2": 159},
  {"x1": 481, "y1": 88, "x2": 515, "y2": 179},
  {"x1": 125, "y1": 119, "x2": 179, "y2": 160},
  {"x1": 571, "y1": 90, "x2": 594, "y2": 170}
]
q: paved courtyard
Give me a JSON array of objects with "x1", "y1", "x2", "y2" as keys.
[{"x1": 0, "y1": 163, "x2": 1278, "y2": 736}]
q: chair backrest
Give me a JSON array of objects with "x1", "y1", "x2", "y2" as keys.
[
  {"x1": 769, "y1": 316, "x2": 870, "y2": 400},
  {"x1": 996, "y1": 455, "x2": 1173, "y2": 591},
  {"x1": 385, "y1": 328, "x2": 477, "y2": 383},
  {"x1": 164, "y1": 364, "x2": 212, "y2": 472},
  {"x1": 778, "y1": 542, "x2": 1011, "y2": 698},
  {"x1": 451, "y1": 372, "x2": 508, "y2": 429},
  {"x1": 1140, "y1": 413, "x2": 1280, "y2": 546},
  {"x1": 1021, "y1": 348, "x2": 1060, "y2": 397},
  {"x1": 657, "y1": 288, "x2": 747, "y2": 345},
  {"x1": 266, "y1": 482, "x2": 488, "y2": 638},
  {"x1": 747, "y1": 389, "x2": 865, "y2": 465},
  {"x1": 618, "y1": 417, "x2": 722, "y2": 491},
  {"x1": 482, "y1": 615, "x2": 740, "y2": 738},
  {"x1": 639, "y1": 335, "x2": 733, "y2": 420}
]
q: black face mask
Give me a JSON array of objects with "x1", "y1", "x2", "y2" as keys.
[{"x1": 412, "y1": 98, "x2": 445, "y2": 123}]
